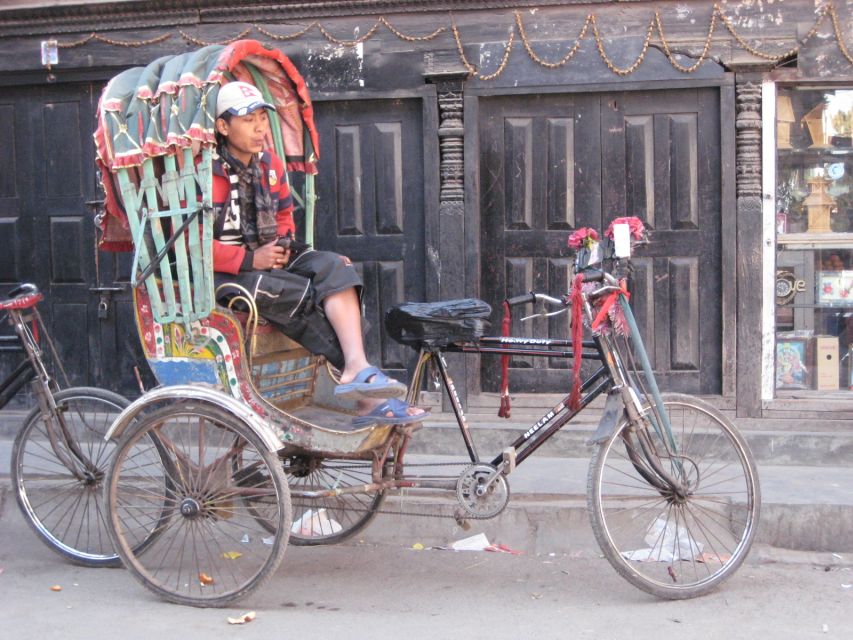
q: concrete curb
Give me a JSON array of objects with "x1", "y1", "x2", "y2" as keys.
[
  {"x1": 354, "y1": 493, "x2": 853, "y2": 555},
  {"x1": 405, "y1": 422, "x2": 853, "y2": 466}
]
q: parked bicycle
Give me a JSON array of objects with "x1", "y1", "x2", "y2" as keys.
[
  {"x1": 382, "y1": 219, "x2": 761, "y2": 600},
  {"x1": 1, "y1": 283, "x2": 131, "y2": 566}
]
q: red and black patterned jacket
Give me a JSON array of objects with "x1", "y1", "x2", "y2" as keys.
[{"x1": 211, "y1": 150, "x2": 295, "y2": 274}]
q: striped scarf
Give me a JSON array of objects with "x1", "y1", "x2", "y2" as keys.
[{"x1": 216, "y1": 145, "x2": 278, "y2": 250}]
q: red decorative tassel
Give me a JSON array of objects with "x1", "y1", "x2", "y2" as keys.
[
  {"x1": 592, "y1": 283, "x2": 630, "y2": 332},
  {"x1": 568, "y1": 274, "x2": 585, "y2": 410},
  {"x1": 498, "y1": 300, "x2": 512, "y2": 418}
]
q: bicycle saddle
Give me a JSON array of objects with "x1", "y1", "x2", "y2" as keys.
[
  {"x1": 385, "y1": 298, "x2": 492, "y2": 347},
  {"x1": 0, "y1": 283, "x2": 42, "y2": 310}
]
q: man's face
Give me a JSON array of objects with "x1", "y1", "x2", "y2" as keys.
[{"x1": 216, "y1": 109, "x2": 270, "y2": 163}]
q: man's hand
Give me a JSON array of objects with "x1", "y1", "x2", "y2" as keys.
[{"x1": 253, "y1": 240, "x2": 290, "y2": 270}]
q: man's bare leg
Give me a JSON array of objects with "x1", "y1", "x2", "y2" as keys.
[
  {"x1": 322, "y1": 287, "x2": 370, "y2": 384},
  {"x1": 323, "y1": 287, "x2": 422, "y2": 417}
]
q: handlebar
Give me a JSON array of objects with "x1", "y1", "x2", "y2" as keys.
[
  {"x1": 505, "y1": 269, "x2": 622, "y2": 318},
  {"x1": 505, "y1": 292, "x2": 536, "y2": 307},
  {"x1": 505, "y1": 292, "x2": 565, "y2": 308}
]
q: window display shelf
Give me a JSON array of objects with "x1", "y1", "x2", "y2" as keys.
[
  {"x1": 778, "y1": 232, "x2": 853, "y2": 249},
  {"x1": 773, "y1": 86, "x2": 853, "y2": 393},
  {"x1": 778, "y1": 147, "x2": 853, "y2": 159}
]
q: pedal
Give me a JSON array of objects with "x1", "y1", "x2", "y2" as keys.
[
  {"x1": 453, "y1": 510, "x2": 472, "y2": 531},
  {"x1": 501, "y1": 447, "x2": 517, "y2": 474}
]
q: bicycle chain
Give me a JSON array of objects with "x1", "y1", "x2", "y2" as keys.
[{"x1": 299, "y1": 461, "x2": 502, "y2": 522}]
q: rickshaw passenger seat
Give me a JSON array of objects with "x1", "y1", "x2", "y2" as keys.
[{"x1": 229, "y1": 309, "x2": 310, "y2": 359}]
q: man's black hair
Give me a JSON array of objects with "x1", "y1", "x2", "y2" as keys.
[{"x1": 215, "y1": 111, "x2": 232, "y2": 146}]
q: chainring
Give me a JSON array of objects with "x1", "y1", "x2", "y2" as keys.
[{"x1": 455, "y1": 463, "x2": 510, "y2": 519}]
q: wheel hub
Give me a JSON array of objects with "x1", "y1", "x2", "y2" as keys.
[
  {"x1": 287, "y1": 455, "x2": 320, "y2": 478},
  {"x1": 179, "y1": 497, "x2": 201, "y2": 518}
]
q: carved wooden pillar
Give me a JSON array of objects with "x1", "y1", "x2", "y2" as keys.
[
  {"x1": 425, "y1": 66, "x2": 470, "y2": 408},
  {"x1": 736, "y1": 81, "x2": 763, "y2": 199},
  {"x1": 734, "y1": 76, "x2": 765, "y2": 418},
  {"x1": 425, "y1": 69, "x2": 468, "y2": 300},
  {"x1": 437, "y1": 83, "x2": 465, "y2": 205}
]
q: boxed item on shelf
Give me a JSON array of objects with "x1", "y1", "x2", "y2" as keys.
[{"x1": 814, "y1": 335, "x2": 840, "y2": 390}]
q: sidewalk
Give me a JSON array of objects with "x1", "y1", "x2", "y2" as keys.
[
  {"x1": 3, "y1": 394, "x2": 853, "y2": 557},
  {"x1": 2, "y1": 441, "x2": 852, "y2": 557}
]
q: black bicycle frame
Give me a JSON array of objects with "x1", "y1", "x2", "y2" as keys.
[
  {"x1": 0, "y1": 307, "x2": 41, "y2": 411},
  {"x1": 0, "y1": 358, "x2": 37, "y2": 410},
  {"x1": 429, "y1": 334, "x2": 616, "y2": 469}
]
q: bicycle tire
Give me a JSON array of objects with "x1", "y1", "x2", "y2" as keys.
[
  {"x1": 587, "y1": 393, "x2": 760, "y2": 600},
  {"x1": 106, "y1": 402, "x2": 291, "y2": 607},
  {"x1": 11, "y1": 387, "x2": 130, "y2": 567}
]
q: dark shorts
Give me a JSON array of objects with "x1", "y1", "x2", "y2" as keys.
[{"x1": 215, "y1": 250, "x2": 362, "y2": 369}]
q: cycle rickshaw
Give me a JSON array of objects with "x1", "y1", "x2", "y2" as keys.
[{"x1": 94, "y1": 40, "x2": 760, "y2": 608}]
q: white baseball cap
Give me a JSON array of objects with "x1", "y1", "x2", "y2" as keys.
[{"x1": 216, "y1": 81, "x2": 275, "y2": 118}]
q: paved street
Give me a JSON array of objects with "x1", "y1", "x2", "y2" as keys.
[{"x1": 1, "y1": 487, "x2": 851, "y2": 640}]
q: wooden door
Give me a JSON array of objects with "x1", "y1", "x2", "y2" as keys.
[
  {"x1": 313, "y1": 96, "x2": 431, "y2": 381},
  {"x1": 479, "y1": 88, "x2": 722, "y2": 395},
  {"x1": 0, "y1": 82, "x2": 141, "y2": 402}
]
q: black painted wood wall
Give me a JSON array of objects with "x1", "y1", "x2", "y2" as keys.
[{"x1": 1, "y1": 0, "x2": 847, "y2": 405}]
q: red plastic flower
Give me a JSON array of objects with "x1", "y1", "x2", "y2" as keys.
[
  {"x1": 605, "y1": 217, "x2": 646, "y2": 240},
  {"x1": 568, "y1": 227, "x2": 600, "y2": 249}
]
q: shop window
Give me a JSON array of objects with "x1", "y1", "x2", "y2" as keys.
[{"x1": 775, "y1": 86, "x2": 853, "y2": 393}]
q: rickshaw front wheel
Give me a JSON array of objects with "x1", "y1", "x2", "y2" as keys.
[{"x1": 106, "y1": 401, "x2": 291, "y2": 608}]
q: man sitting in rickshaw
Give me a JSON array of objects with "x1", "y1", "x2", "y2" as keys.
[{"x1": 211, "y1": 82, "x2": 426, "y2": 428}]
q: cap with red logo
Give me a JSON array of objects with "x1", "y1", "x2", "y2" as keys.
[{"x1": 215, "y1": 81, "x2": 275, "y2": 118}]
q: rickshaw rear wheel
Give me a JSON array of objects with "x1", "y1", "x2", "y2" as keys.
[
  {"x1": 284, "y1": 455, "x2": 386, "y2": 545},
  {"x1": 237, "y1": 453, "x2": 386, "y2": 545},
  {"x1": 106, "y1": 402, "x2": 291, "y2": 608}
]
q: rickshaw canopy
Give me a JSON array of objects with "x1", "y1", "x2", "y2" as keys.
[{"x1": 94, "y1": 39, "x2": 319, "y2": 252}]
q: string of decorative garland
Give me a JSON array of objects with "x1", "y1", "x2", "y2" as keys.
[
  {"x1": 55, "y1": 32, "x2": 172, "y2": 48},
  {"x1": 590, "y1": 13, "x2": 656, "y2": 76},
  {"x1": 452, "y1": 17, "x2": 516, "y2": 80},
  {"x1": 45, "y1": 3, "x2": 853, "y2": 78},
  {"x1": 654, "y1": 10, "x2": 717, "y2": 73},
  {"x1": 317, "y1": 20, "x2": 381, "y2": 46},
  {"x1": 514, "y1": 12, "x2": 591, "y2": 69},
  {"x1": 715, "y1": 2, "x2": 825, "y2": 60},
  {"x1": 826, "y1": 3, "x2": 853, "y2": 65},
  {"x1": 254, "y1": 22, "x2": 318, "y2": 41},
  {"x1": 178, "y1": 28, "x2": 252, "y2": 47},
  {"x1": 378, "y1": 16, "x2": 445, "y2": 42}
]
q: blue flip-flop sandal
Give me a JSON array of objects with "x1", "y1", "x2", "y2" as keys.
[
  {"x1": 351, "y1": 398, "x2": 430, "y2": 428},
  {"x1": 334, "y1": 365, "x2": 407, "y2": 400}
]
